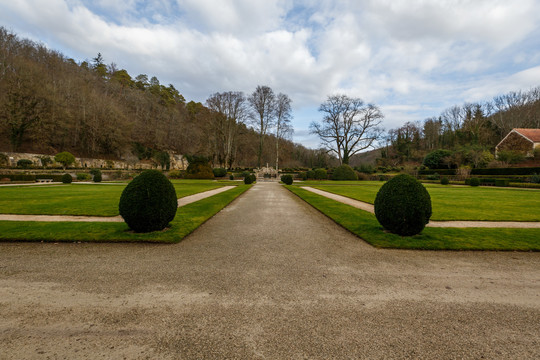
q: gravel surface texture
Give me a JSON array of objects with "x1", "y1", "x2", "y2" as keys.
[{"x1": 1, "y1": 182, "x2": 539, "y2": 359}]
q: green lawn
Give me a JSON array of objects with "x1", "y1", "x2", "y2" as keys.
[
  {"x1": 0, "y1": 180, "x2": 226, "y2": 216},
  {"x1": 304, "y1": 181, "x2": 540, "y2": 221},
  {"x1": 0, "y1": 184, "x2": 251, "y2": 243},
  {"x1": 287, "y1": 186, "x2": 540, "y2": 251}
]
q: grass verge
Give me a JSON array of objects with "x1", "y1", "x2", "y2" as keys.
[
  {"x1": 0, "y1": 185, "x2": 251, "y2": 243},
  {"x1": 0, "y1": 181, "x2": 225, "y2": 216},
  {"x1": 304, "y1": 181, "x2": 540, "y2": 222},
  {"x1": 287, "y1": 186, "x2": 540, "y2": 251}
]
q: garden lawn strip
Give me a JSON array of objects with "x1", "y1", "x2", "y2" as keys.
[
  {"x1": 302, "y1": 186, "x2": 540, "y2": 228},
  {"x1": 0, "y1": 181, "x2": 226, "y2": 216},
  {"x1": 286, "y1": 186, "x2": 540, "y2": 251},
  {"x1": 0, "y1": 186, "x2": 237, "y2": 222},
  {"x1": 0, "y1": 185, "x2": 251, "y2": 243},
  {"x1": 307, "y1": 182, "x2": 540, "y2": 222}
]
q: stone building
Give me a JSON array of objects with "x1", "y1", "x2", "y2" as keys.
[{"x1": 496, "y1": 128, "x2": 540, "y2": 157}]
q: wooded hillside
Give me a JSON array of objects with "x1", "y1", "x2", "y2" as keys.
[
  {"x1": 379, "y1": 87, "x2": 540, "y2": 167},
  {"x1": 0, "y1": 28, "x2": 333, "y2": 169}
]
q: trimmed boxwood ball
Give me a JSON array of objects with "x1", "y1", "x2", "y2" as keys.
[
  {"x1": 470, "y1": 178, "x2": 481, "y2": 187},
  {"x1": 281, "y1": 174, "x2": 293, "y2": 185},
  {"x1": 374, "y1": 174, "x2": 432, "y2": 236},
  {"x1": 440, "y1": 176, "x2": 449, "y2": 185},
  {"x1": 244, "y1": 174, "x2": 256, "y2": 184},
  {"x1": 61, "y1": 173, "x2": 72, "y2": 184},
  {"x1": 119, "y1": 170, "x2": 177, "y2": 233}
]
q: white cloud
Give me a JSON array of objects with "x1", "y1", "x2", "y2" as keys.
[{"x1": 1, "y1": 0, "x2": 540, "y2": 145}]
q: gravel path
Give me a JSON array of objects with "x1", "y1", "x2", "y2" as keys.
[
  {"x1": 302, "y1": 186, "x2": 540, "y2": 228},
  {"x1": 1, "y1": 182, "x2": 539, "y2": 359},
  {"x1": 0, "y1": 186, "x2": 235, "y2": 222}
]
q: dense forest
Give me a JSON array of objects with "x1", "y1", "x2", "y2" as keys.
[
  {"x1": 378, "y1": 86, "x2": 540, "y2": 168},
  {"x1": 0, "y1": 27, "x2": 334, "y2": 169}
]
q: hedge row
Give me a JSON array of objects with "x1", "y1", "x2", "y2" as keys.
[
  {"x1": 471, "y1": 167, "x2": 540, "y2": 175},
  {"x1": 0, "y1": 174, "x2": 66, "y2": 182},
  {"x1": 420, "y1": 167, "x2": 540, "y2": 176}
]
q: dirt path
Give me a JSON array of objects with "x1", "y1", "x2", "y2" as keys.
[
  {"x1": 1, "y1": 182, "x2": 539, "y2": 359},
  {"x1": 302, "y1": 186, "x2": 540, "y2": 228},
  {"x1": 0, "y1": 186, "x2": 235, "y2": 222}
]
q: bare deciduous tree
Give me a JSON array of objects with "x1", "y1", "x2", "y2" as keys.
[
  {"x1": 248, "y1": 85, "x2": 275, "y2": 168},
  {"x1": 206, "y1": 91, "x2": 247, "y2": 169},
  {"x1": 310, "y1": 94, "x2": 384, "y2": 165},
  {"x1": 274, "y1": 93, "x2": 293, "y2": 171}
]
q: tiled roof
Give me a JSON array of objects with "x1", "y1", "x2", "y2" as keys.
[{"x1": 514, "y1": 128, "x2": 540, "y2": 142}]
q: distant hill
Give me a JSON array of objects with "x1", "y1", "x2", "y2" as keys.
[{"x1": 349, "y1": 148, "x2": 381, "y2": 166}]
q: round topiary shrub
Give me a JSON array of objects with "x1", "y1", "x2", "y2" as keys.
[
  {"x1": 244, "y1": 174, "x2": 256, "y2": 184},
  {"x1": 440, "y1": 177, "x2": 449, "y2": 185},
  {"x1": 229, "y1": 174, "x2": 234, "y2": 180},
  {"x1": 281, "y1": 174, "x2": 293, "y2": 185},
  {"x1": 212, "y1": 168, "x2": 227, "y2": 177},
  {"x1": 374, "y1": 174, "x2": 432, "y2": 236},
  {"x1": 61, "y1": 173, "x2": 73, "y2": 184},
  {"x1": 119, "y1": 170, "x2": 177, "y2": 233},
  {"x1": 93, "y1": 173, "x2": 102, "y2": 182},
  {"x1": 332, "y1": 164, "x2": 358, "y2": 180},
  {"x1": 470, "y1": 178, "x2": 480, "y2": 187}
]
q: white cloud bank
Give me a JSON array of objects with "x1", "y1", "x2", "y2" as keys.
[{"x1": 1, "y1": 0, "x2": 540, "y2": 146}]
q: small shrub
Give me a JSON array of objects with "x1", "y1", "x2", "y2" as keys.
[
  {"x1": 244, "y1": 174, "x2": 256, "y2": 184},
  {"x1": 93, "y1": 173, "x2": 102, "y2": 182},
  {"x1": 357, "y1": 172, "x2": 370, "y2": 180},
  {"x1": 374, "y1": 174, "x2": 432, "y2": 236},
  {"x1": 456, "y1": 166, "x2": 472, "y2": 181},
  {"x1": 423, "y1": 149, "x2": 453, "y2": 169},
  {"x1": 38, "y1": 156, "x2": 53, "y2": 167},
  {"x1": 168, "y1": 170, "x2": 183, "y2": 179},
  {"x1": 76, "y1": 173, "x2": 91, "y2": 181},
  {"x1": 440, "y1": 177, "x2": 450, "y2": 185},
  {"x1": 55, "y1": 152, "x2": 76, "y2": 169},
  {"x1": 61, "y1": 173, "x2": 73, "y2": 184},
  {"x1": 356, "y1": 164, "x2": 375, "y2": 174},
  {"x1": 119, "y1": 170, "x2": 177, "y2": 233},
  {"x1": 332, "y1": 164, "x2": 358, "y2": 180},
  {"x1": 306, "y1": 170, "x2": 315, "y2": 179},
  {"x1": 314, "y1": 168, "x2": 327, "y2": 180},
  {"x1": 89, "y1": 168, "x2": 101, "y2": 176},
  {"x1": 17, "y1": 159, "x2": 33, "y2": 168},
  {"x1": 497, "y1": 150, "x2": 525, "y2": 164},
  {"x1": 0, "y1": 153, "x2": 9, "y2": 167},
  {"x1": 530, "y1": 173, "x2": 540, "y2": 184},
  {"x1": 212, "y1": 168, "x2": 227, "y2": 177},
  {"x1": 229, "y1": 174, "x2": 234, "y2": 180},
  {"x1": 240, "y1": 171, "x2": 251, "y2": 179},
  {"x1": 469, "y1": 178, "x2": 481, "y2": 187},
  {"x1": 281, "y1": 174, "x2": 293, "y2": 185}
]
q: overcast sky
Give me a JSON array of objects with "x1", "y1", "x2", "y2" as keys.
[{"x1": 2, "y1": 0, "x2": 540, "y2": 148}]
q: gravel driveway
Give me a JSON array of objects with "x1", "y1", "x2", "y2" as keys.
[{"x1": 1, "y1": 182, "x2": 539, "y2": 359}]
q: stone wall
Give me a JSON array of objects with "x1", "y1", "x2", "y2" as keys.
[{"x1": 0, "y1": 152, "x2": 188, "y2": 170}]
